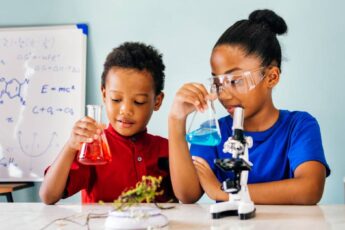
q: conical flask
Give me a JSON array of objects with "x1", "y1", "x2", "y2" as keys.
[
  {"x1": 185, "y1": 84, "x2": 221, "y2": 146},
  {"x1": 77, "y1": 105, "x2": 112, "y2": 165}
]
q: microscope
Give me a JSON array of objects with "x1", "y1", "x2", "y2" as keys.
[{"x1": 210, "y1": 107, "x2": 256, "y2": 220}]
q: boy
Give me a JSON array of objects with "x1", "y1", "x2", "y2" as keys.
[{"x1": 40, "y1": 42, "x2": 175, "y2": 204}]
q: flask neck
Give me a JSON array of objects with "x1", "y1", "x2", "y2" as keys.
[{"x1": 86, "y1": 105, "x2": 102, "y2": 123}]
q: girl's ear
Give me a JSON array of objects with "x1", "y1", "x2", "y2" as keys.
[
  {"x1": 101, "y1": 86, "x2": 106, "y2": 103},
  {"x1": 265, "y1": 66, "x2": 280, "y2": 88},
  {"x1": 154, "y1": 92, "x2": 164, "y2": 111}
]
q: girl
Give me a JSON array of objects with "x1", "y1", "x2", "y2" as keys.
[{"x1": 169, "y1": 9, "x2": 330, "y2": 205}]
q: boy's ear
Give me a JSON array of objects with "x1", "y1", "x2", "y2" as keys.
[
  {"x1": 265, "y1": 66, "x2": 280, "y2": 88},
  {"x1": 154, "y1": 92, "x2": 164, "y2": 111},
  {"x1": 101, "y1": 86, "x2": 106, "y2": 103}
]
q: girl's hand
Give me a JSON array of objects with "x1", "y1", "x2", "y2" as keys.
[
  {"x1": 67, "y1": 116, "x2": 103, "y2": 151},
  {"x1": 169, "y1": 83, "x2": 210, "y2": 120},
  {"x1": 192, "y1": 156, "x2": 227, "y2": 201}
]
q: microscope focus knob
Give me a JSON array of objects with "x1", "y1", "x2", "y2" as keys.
[{"x1": 246, "y1": 136, "x2": 253, "y2": 148}]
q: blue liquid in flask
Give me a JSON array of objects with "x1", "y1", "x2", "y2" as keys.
[
  {"x1": 186, "y1": 120, "x2": 221, "y2": 146},
  {"x1": 186, "y1": 88, "x2": 221, "y2": 146}
]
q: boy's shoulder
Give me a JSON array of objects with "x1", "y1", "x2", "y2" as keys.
[
  {"x1": 145, "y1": 132, "x2": 168, "y2": 145},
  {"x1": 145, "y1": 133, "x2": 168, "y2": 158},
  {"x1": 146, "y1": 132, "x2": 167, "y2": 139},
  {"x1": 147, "y1": 133, "x2": 168, "y2": 143}
]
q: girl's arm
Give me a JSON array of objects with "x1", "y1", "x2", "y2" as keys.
[
  {"x1": 169, "y1": 117, "x2": 203, "y2": 203},
  {"x1": 168, "y1": 83, "x2": 209, "y2": 203},
  {"x1": 194, "y1": 158, "x2": 326, "y2": 204},
  {"x1": 249, "y1": 161, "x2": 326, "y2": 205}
]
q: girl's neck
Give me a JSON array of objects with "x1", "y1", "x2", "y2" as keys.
[{"x1": 243, "y1": 104, "x2": 279, "y2": 132}]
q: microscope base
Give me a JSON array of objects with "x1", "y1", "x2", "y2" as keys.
[{"x1": 210, "y1": 200, "x2": 255, "y2": 220}]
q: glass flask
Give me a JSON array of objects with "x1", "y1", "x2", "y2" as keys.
[
  {"x1": 185, "y1": 84, "x2": 221, "y2": 146},
  {"x1": 77, "y1": 105, "x2": 112, "y2": 165}
]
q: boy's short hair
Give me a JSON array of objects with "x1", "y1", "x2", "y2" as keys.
[{"x1": 101, "y1": 42, "x2": 165, "y2": 95}]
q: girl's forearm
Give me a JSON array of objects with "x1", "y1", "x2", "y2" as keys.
[{"x1": 168, "y1": 117, "x2": 203, "y2": 203}]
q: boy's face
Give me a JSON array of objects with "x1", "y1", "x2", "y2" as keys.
[{"x1": 102, "y1": 67, "x2": 163, "y2": 137}]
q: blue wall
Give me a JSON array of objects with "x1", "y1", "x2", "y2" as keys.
[{"x1": 0, "y1": 0, "x2": 344, "y2": 204}]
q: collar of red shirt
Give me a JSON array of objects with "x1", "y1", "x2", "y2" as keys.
[{"x1": 105, "y1": 124, "x2": 148, "y2": 143}]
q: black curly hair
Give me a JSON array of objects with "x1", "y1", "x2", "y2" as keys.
[
  {"x1": 214, "y1": 9, "x2": 288, "y2": 71},
  {"x1": 101, "y1": 42, "x2": 165, "y2": 95}
]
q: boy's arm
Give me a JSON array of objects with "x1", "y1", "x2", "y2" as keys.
[
  {"x1": 39, "y1": 116, "x2": 100, "y2": 204},
  {"x1": 39, "y1": 144, "x2": 77, "y2": 204}
]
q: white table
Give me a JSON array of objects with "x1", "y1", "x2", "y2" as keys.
[{"x1": 0, "y1": 203, "x2": 344, "y2": 229}]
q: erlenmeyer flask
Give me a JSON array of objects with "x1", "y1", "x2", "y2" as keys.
[
  {"x1": 77, "y1": 105, "x2": 112, "y2": 165},
  {"x1": 185, "y1": 84, "x2": 221, "y2": 146}
]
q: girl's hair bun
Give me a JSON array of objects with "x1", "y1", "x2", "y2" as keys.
[{"x1": 249, "y1": 9, "x2": 287, "y2": 35}]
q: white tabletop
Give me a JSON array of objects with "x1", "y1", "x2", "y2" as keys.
[{"x1": 0, "y1": 203, "x2": 344, "y2": 229}]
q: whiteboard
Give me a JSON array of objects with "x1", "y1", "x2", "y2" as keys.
[{"x1": 0, "y1": 25, "x2": 87, "y2": 181}]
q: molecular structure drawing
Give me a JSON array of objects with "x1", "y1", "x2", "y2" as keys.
[{"x1": 0, "y1": 77, "x2": 29, "y2": 105}]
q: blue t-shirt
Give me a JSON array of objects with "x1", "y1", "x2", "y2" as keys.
[{"x1": 190, "y1": 110, "x2": 330, "y2": 184}]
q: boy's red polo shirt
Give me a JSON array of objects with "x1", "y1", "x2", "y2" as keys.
[{"x1": 60, "y1": 124, "x2": 175, "y2": 203}]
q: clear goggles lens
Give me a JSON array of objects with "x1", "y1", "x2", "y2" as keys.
[{"x1": 209, "y1": 67, "x2": 265, "y2": 94}]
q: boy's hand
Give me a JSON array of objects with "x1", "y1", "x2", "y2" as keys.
[
  {"x1": 67, "y1": 116, "x2": 103, "y2": 151},
  {"x1": 169, "y1": 83, "x2": 210, "y2": 120},
  {"x1": 192, "y1": 156, "x2": 228, "y2": 201}
]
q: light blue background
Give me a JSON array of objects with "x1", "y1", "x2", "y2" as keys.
[{"x1": 0, "y1": 0, "x2": 344, "y2": 204}]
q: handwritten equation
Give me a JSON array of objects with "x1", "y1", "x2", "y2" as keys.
[
  {"x1": 33, "y1": 64, "x2": 80, "y2": 73},
  {"x1": 17, "y1": 52, "x2": 61, "y2": 62},
  {"x1": 32, "y1": 105, "x2": 74, "y2": 116},
  {"x1": 0, "y1": 156, "x2": 18, "y2": 168},
  {"x1": 0, "y1": 36, "x2": 55, "y2": 49},
  {"x1": 41, "y1": 84, "x2": 75, "y2": 94}
]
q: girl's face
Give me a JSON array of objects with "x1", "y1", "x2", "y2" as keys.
[
  {"x1": 210, "y1": 45, "x2": 272, "y2": 120},
  {"x1": 102, "y1": 67, "x2": 163, "y2": 137}
]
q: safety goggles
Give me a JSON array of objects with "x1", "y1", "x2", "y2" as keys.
[{"x1": 209, "y1": 67, "x2": 266, "y2": 95}]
